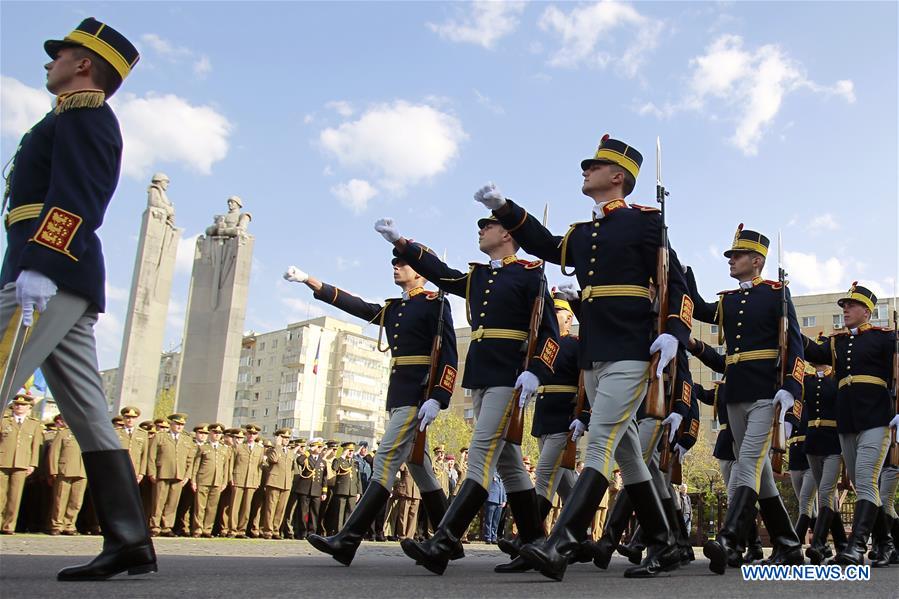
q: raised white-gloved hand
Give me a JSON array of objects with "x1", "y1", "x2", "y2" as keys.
[
  {"x1": 374, "y1": 217, "x2": 401, "y2": 243},
  {"x1": 473, "y1": 182, "x2": 507, "y2": 210},
  {"x1": 649, "y1": 333, "x2": 679, "y2": 379},
  {"x1": 557, "y1": 282, "x2": 579, "y2": 302},
  {"x1": 15, "y1": 270, "x2": 57, "y2": 326},
  {"x1": 514, "y1": 371, "x2": 540, "y2": 409},
  {"x1": 784, "y1": 421, "x2": 793, "y2": 439},
  {"x1": 569, "y1": 419, "x2": 586, "y2": 442},
  {"x1": 283, "y1": 266, "x2": 308, "y2": 283},
  {"x1": 417, "y1": 398, "x2": 441, "y2": 432},
  {"x1": 773, "y1": 389, "x2": 795, "y2": 420},
  {"x1": 674, "y1": 444, "x2": 689, "y2": 464},
  {"x1": 662, "y1": 412, "x2": 683, "y2": 443},
  {"x1": 890, "y1": 414, "x2": 899, "y2": 431}
]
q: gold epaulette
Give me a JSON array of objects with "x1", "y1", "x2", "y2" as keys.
[
  {"x1": 628, "y1": 203, "x2": 661, "y2": 213},
  {"x1": 425, "y1": 290, "x2": 441, "y2": 300},
  {"x1": 759, "y1": 279, "x2": 784, "y2": 289},
  {"x1": 55, "y1": 89, "x2": 105, "y2": 115},
  {"x1": 517, "y1": 258, "x2": 543, "y2": 269}
]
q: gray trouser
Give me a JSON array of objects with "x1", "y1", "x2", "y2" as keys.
[
  {"x1": 719, "y1": 459, "x2": 735, "y2": 501},
  {"x1": 879, "y1": 466, "x2": 899, "y2": 519},
  {"x1": 371, "y1": 406, "x2": 440, "y2": 494},
  {"x1": 790, "y1": 468, "x2": 818, "y2": 517},
  {"x1": 638, "y1": 417, "x2": 671, "y2": 500},
  {"x1": 0, "y1": 284, "x2": 119, "y2": 452},
  {"x1": 727, "y1": 399, "x2": 778, "y2": 499},
  {"x1": 465, "y1": 387, "x2": 532, "y2": 493},
  {"x1": 839, "y1": 427, "x2": 891, "y2": 505},
  {"x1": 583, "y1": 361, "x2": 652, "y2": 485},
  {"x1": 535, "y1": 432, "x2": 575, "y2": 502},
  {"x1": 807, "y1": 454, "x2": 842, "y2": 512}
]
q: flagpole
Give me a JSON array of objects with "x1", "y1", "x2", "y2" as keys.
[{"x1": 308, "y1": 328, "x2": 323, "y2": 441}]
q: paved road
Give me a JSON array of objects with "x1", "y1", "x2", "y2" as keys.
[{"x1": 1, "y1": 536, "x2": 896, "y2": 598}]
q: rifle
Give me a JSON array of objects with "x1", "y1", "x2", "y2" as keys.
[
  {"x1": 645, "y1": 136, "x2": 673, "y2": 420},
  {"x1": 889, "y1": 297, "x2": 898, "y2": 466},
  {"x1": 560, "y1": 370, "x2": 587, "y2": 470},
  {"x1": 409, "y1": 290, "x2": 447, "y2": 466},
  {"x1": 505, "y1": 206, "x2": 549, "y2": 445},
  {"x1": 771, "y1": 231, "x2": 788, "y2": 475}
]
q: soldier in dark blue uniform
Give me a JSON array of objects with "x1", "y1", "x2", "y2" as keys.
[
  {"x1": 374, "y1": 214, "x2": 560, "y2": 576},
  {"x1": 480, "y1": 135, "x2": 693, "y2": 580},
  {"x1": 686, "y1": 227, "x2": 805, "y2": 573},
  {"x1": 785, "y1": 389, "x2": 818, "y2": 549},
  {"x1": 802, "y1": 283, "x2": 897, "y2": 566},
  {"x1": 0, "y1": 18, "x2": 154, "y2": 581},
  {"x1": 283, "y1": 255, "x2": 457, "y2": 565}
]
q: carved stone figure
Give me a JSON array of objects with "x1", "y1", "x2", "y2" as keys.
[
  {"x1": 205, "y1": 196, "x2": 252, "y2": 237},
  {"x1": 147, "y1": 172, "x2": 175, "y2": 226}
]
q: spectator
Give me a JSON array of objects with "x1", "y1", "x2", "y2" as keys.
[
  {"x1": 679, "y1": 483, "x2": 692, "y2": 536},
  {"x1": 483, "y1": 473, "x2": 506, "y2": 543}
]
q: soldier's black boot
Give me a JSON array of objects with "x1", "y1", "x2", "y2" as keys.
[
  {"x1": 740, "y1": 505, "x2": 762, "y2": 564},
  {"x1": 806, "y1": 506, "x2": 835, "y2": 564},
  {"x1": 890, "y1": 516, "x2": 899, "y2": 564},
  {"x1": 519, "y1": 468, "x2": 608, "y2": 581},
  {"x1": 834, "y1": 499, "x2": 878, "y2": 566},
  {"x1": 868, "y1": 509, "x2": 894, "y2": 568},
  {"x1": 794, "y1": 514, "x2": 811, "y2": 546},
  {"x1": 57, "y1": 450, "x2": 157, "y2": 581},
  {"x1": 831, "y1": 511, "x2": 847, "y2": 554},
  {"x1": 308, "y1": 483, "x2": 390, "y2": 566},
  {"x1": 400, "y1": 480, "x2": 487, "y2": 575},
  {"x1": 617, "y1": 524, "x2": 644, "y2": 564},
  {"x1": 494, "y1": 491, "x2": 550, "y2": 573},
  {"x1": 623, "y1": 482, "x2": 681, "y2": 578},
  {"x1": 703, "y1": 486, "x2": 757, "y2": 575},
  {"x1": 671, "y1": 504, "x2": 695, "y2": 565},
  {"x1": 589, "y1": 488, "x2": 633, "y2": 569},
  {"x1": 756, "y1": 495, "x2": 803, "y2": 565},
  {"x1": 420, "y1": 489, "x2": 464, "y2": 561}
]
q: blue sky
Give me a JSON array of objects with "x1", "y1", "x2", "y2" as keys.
[{"x1": 2, "y1": 1, "x2": 897, "y2": 370}]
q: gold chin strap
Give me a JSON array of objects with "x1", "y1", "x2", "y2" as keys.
[
  {"x1": 559, "y1": 224, "x2": 578, "y2": 276},
  {"x1": 375, "y1": 301, "x2": 391, "y2": 352}
]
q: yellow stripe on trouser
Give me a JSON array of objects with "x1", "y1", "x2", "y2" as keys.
[
  {"x1": 600, "y1": 365, "x2": 651, "y2": 479},
  {"x1": 481, "y1": 393, "x2": 514, "y2": 490},
  {"x1": 376, "y1": 408, "x2": 419, "y2": 489},
  {"x1": 642, "y1": 420, "x2": 663, "y2": 464},
  {"x1": 872, "y1": 429, "x2": 892, "y2": 505},
  {"x1": 543, "y1": 438, "x2": 567, "y2": 501},
  {"x1": 754, "y1": 428, "x2": 774, "y2": 492}
]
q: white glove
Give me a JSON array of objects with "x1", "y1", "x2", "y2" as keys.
[
  {"x1": 374, "y1": 217, "x2": 401, "y2": 243},
  {"x1": 473, "y1": 182, "x2": 507, "y2": 210},
  {"x1": 649, "y1": 333, "x2": 679, "y2": 379},
  {"x1": 674, "y1": 444, "x2": 688, "y2": 464},
  {"x1": 557, "y1": 282, "x2": 579, "y2": 301},
  {"x1": 15, "y1": 270, "x2": 57, "y2": 326},
  {"x1": 569, "y1": 419, "x2": 586, "y2": 442},
  {"x1": 773, "y1": 389, "x2": 795, "y2": 420},
  {"x1": 283, "y1": 266, "x2": 308, "y2": 283},
  {"x1": 662, "y1": 412, "x2": 683, "y2": 443},
  {"x1": 417, "y1": 398, "x2": 441, "y2": 432},
  {"x1": 514, "y1": 371, "x2": 540, "y2": 408},
  {"x1": 890, "y1": 414, "x2": 899, "y2": 431},
  {"x1": 784, "y1": 421, "x2": 793, "y2": 439}
]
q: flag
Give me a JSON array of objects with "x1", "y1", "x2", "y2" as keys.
[
  {"x1": 31, "y1": 369, "x2": 47, "y2": 392},
  {"x1": 312, "y1": 336, "x2": 322, "y2": 375}
]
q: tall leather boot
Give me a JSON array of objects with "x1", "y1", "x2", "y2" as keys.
[
  {"x1": 518, "y1": 467, "x2": 608, "y2": 581},
  {"x1": 495, "y1": 491, "x2": 551, "y2": 573},
  {"x1": 834, "y1": 499, "x2": 878, "y2": 566},
  {"x1": 890, "y1": 516, "x2": 899, "y2": 564},
  {"x1": 868, "y1": 509, "x2": 894, "y2": 568},
  {"x1": 756, "y1": 495, "x2": 803, "y2": 565},
  {"x1": 675, "y1": 507, "x2": 695, "y2": 564},
  {"x1": 589, "y1": 488, "x2": 633, "y2": 569},
  {"x1": 57, "y1": 450, "x2": 157, "y2": 581},
  {"x1": 831, "y1": 511, "x2": 847, "y2": 553},
  {"x1": 308, "y1": 483, "x2": 390, "y2": 566},
  {"x1": 794, "y1": 514, "x2": 811, "y2": 546},
  {"x1": 741, "y1": 505, "x2": 763, "y2": 564},
  {"x1": 623, "y1": 481, "x2": 680, "y2": 578},
  {"x1": 420, "y1": 489, "x2": 464, "y2": 560},
  {"x1": 400, "y1": 480, "x2": 487, "y2": 575},
  {"x1": 703, "y1": 486, "x2": 758, "y2": 575},
  {"x1": 805, "y1": 506, "x2": 835, "y2": 564}
]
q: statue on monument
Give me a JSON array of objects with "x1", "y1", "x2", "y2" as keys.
[
  {"x1": 147, "y1": 172, "x2": 175, "y2": 226},
  {"x1": 205, "y1": 195, "x2": 252, "y2": 237}
]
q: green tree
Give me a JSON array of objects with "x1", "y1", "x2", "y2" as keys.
[
  {"x1": 153, "y1": 387, "x2": 175, "y2": 420},
  {"x1": 427, "y1": 409, "x2": 472, "y2": 455},
  {"x1": 682, "y1": 427, "x2": 727, "y2": 507}
]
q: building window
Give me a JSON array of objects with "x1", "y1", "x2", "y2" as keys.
[
  {"x1": 272, "y1": 339, "x2": 278, "y2": 348},
  {"x1": 256, "y1": 359, "x2": 262, "y2": 367},
  {"x1": 802, "y1": 316, "x2": 816, "y2": 327},
  {"x1": 255, "y1": 376, "x2": 261, "y2": 384},
  {"x1": 251, "y1": 409, "x2": 256, "y2": 417},
  {"x1": 264, "y1": 408, "x2": 269, "y2": 416},
  {"x1": 712, "y1": 371, "x2": 723, "y2": 382},
  {"x1": 464, "y1": 409, "x2": 474, "y2": 419},
  {"x1": 259, "y1": 342, "x2": 265, "y2": 351},
  {"x1": 710, "y1": 324, "x2": 718, "y2": 334},
  {"x1": 464, "y1": 388, "x2": 472, "y2": 397},
  {"x1": 833, "y1": 314, "x2": 844, "y2": 329}
]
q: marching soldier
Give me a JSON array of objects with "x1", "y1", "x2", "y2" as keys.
[
  {"x1": 47, "y1": 415, "x2": 86, "y2": 535},
  {"x1": 148, "y1": 413, "x2": 195, "y2": 536},
  {"x1": 262, "y1": 428, "x2": 295, "y2": 539},
  {"x1": 485, "y1": 135, "x2": 693, "y2": 580},
  {"x1": 329, "y1": 442, "x2": 362, "y2": 534},
  {"x1": 687, "y1": 226, "x2": 804, "y2": 573},
  {"x1": 786, "y1": 371, "x2": 817, "y2": 548},
  {"x1": 873, "y1": 461, "x2": 899, "y2": 565},
  {"x1": 376, "y1": 208, "x2": 560, "y2": 576},
  {"x1": 117, "y1": 407, "x2": 149, "y2": 483},
  {"x1": 802, "y1": 282, "x2": 897, "y2": 566},
  {"x1": 0, "y1": 392, "x2": 42, "y2": 534},
  {"x1": 229, "y1": 424, "x2": 264, "y2": 538},
  {"x1": 190, "y1": 423, "x2": 230, "y2": 537},
  {"x1": 0, "y1": 17, "x2": 151, "y2": 580},
  {"x1": 284, "y1": 252, "x2": 458, "y2": 565},
  {"x1": 295, "y1": 439, "x2": 327, "y2": 540}
]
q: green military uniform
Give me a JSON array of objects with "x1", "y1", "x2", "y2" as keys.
[
  {"x1": 0, "y1": 395, "x2": 43, "y2": 534},
  {"x1": 148, "y1": 413, "x2": 195, "y2": 535},
  {"x1": 47, "y1": 422, "x2": 86, "y2": 534},
  {"x1": 262, "y1": 429, "x2": 295, "y2": 539},
  {"x1": 229, "y1": 425, "x2": 264, "y2": 537},
  {"x1": 295, "y1": 440, "x2": 327, "y2": 539},
  {"x1": 330, "y1": 443, "x2": 362, "y2": 533},
  {"x1": 116, "y1": 407, "x2": 149, "y2": 479},
  {"x1": 191, "y1": 424, "x2": 231, "y2": 537}
]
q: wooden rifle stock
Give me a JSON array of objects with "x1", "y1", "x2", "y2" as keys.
[
  {"x1": 409, "y1": 292, "x2": 445, "y2": 466},
  {"x1": 645, "y1": 248, "x2": 671, "y2": 420},
  {"x1": 505, "y1": 278, "x2": 546, "y2": 445},
  {"x1": 560, "y1": 371, "x2": 586, "y2": 470},
  {"x1": 771, "y1": 258, "x2": 789, "y2": 456},
  {"x1": 889, "y1": 308, "x2": 898, "y2": 466}
]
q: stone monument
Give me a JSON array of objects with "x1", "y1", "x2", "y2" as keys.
[
  {"x1": 174, "y1": 196, "x2": 254, "y2": 424},
  {"x1": 113, "y1": 173, "x2": 182, "y2": 416}
]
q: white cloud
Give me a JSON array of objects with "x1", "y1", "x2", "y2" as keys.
[
  {"x1": 336, "y1": 256, "x2": 361, "y2": 271},
  {"x1": 319, "y1": 101, "x2": 467, "y2": 193},
  {"x1": 474, "y1": 89, "x2": 505, "y2": 115},
  {"x1": 331, "y1": 179, "x2": 378, "y2": 214},
  {"x1": 0, "y1": 76, "x2": 51, "y2": 138},
  {"x1": 281, "y1": 296, "x2": 327, "y2": 323},
  {"x1": 538, "y1": 0, "x2": 663, "y2": 77},
  {"x1": 303, "y1": 114, "x2": 315, "y2": 124},
  {"x1": 105, "y1": 282, "x2": 129, "y2": 302},
  {"x1": 111, "y1": 93, "x2": 232, "y2": 178},
  {"x1": 175, "y1": 233, "x2": 200, "y2": 274},
  {"x1": 322, "y1": 165, "x2": 334, "y2": 176},
  {"x1": 639, "y1": 35, "x2": 855, "y2": 156},
  {"x1": 95, "y1": 312, "x2": 123, "y2": 369},
  {"x1": 784, "y1": 251, "x2": 848, "y2": 294},
  {"x1": 807, "y1": 213, "x2": 840, "y2": 232},
  {"x1": 427, "y1": 1, "x2": 526, "y2": 49},
  {"x1": 193, "y1": 56, "x2": 212, "y2": 77},
  {"x1": 140, "y1": 33, "x2": 192, "y2": 59},
  {"x1": 166, "y1": 298, "x2": 186, "y2": 333},
  {"x1": 326, "y1": 100, "x2": 354, "y2": 117}
]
